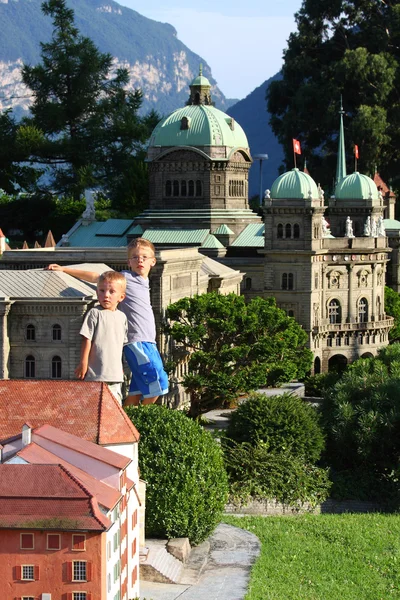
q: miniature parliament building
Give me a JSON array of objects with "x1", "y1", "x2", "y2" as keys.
[{"x1": 1, "y1": 70, "x2": 399, "y2": 380}]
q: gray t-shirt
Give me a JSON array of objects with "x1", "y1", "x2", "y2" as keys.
[
  {"x1": 118, "y1": 271, "x2": 156, "y2": 343},
  {"x1": 80, "y1": 306, "x2": 128, "y2": 382}
]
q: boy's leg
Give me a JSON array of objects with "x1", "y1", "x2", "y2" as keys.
[
  {"x1": 141, "y1": 396, "x2": 159, "y2": 405},
  {"x1": 124, "y1": 394, "x2": 142, "y2": 407}
]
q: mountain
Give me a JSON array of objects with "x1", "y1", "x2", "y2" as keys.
[
  {"x1": 228, "y1": 74, "x2": 284, "y2": 197},
  {"x1": 0, "y1": 0, "x2": 234, "y2": 117}
]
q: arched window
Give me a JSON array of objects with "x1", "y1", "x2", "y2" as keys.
[
  {"x1": 328, "y1": 299, "x2": 341, "y2": 324},
  {"x1": 194, "y1": 92, "x2": 200, "y2": 105},
  {"x1": 173, "y1": 180, "x2": 179, "y2": 196},
  {"x1": 180, "y1": 116, "x2": 189, "y2": 130},
  {"x1": 196, "y1": 180, "x2": 202, "y2": 196},
  {"x1": 376, "y1": 296, "x2": 381, "y2": 320},
  {"x1": 51, "y1": 356, "x2": 62, "y2": 379},
  {"x1": 181, "y1": 180, "x2": 187, "y2": 197},
  {"x1": 52, "y1": 324, "x2": 62, "y2": 341},
  {"x1": 245, "y1": 277, "x2": 252, "y2": 291},
  {"x1": 314, "y1": 272, "x2": 319, "y2": 289},
  {"x1": 165, "y1": 180, "x2": 172, "y2": 197},
  {"x1": 277, "y1": 224, "x2": 283, "y2": 239},
  {"x1": 359, "y1": 297, "x2": 368, "y2": 323},
  {"x1": 282, "y1": 273, "x2": 288, "y2": 289},
  {"x1": 26, "y1": 324, "x2": 36, "y2": 342},
  {"x1": 188, "y1": 180, "x2": 194, "y2": 197},
  {"x1": 288, "y1": 273, "x2": 294, "y2": 290},
  {"x1": 25, "y1": 355, "x2": 35, "y2": 378},
  {"x1": 293, "y1": 223, "x2": 300, "y2": 239},
  {"x1": 285, "y1": 223, "x2": 292, "y2": 238},
  {"x1": 288, "y1": 310, "x2": 294, "y2": 317}
]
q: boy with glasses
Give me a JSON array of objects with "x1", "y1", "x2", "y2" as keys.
[{"x1": 47, "y1": 238, "x2": 168, "y2": 406}]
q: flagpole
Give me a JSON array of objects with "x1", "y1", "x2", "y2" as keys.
[{"x1": 294, "y1": 149, "x2": 297, "y2": 169}]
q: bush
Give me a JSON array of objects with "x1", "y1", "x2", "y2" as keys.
[
  {"x1": 223, "y1": 441, "x2": 331, "y2": 508},
  {"x1": 226, "y1": 393, "x2": 325, "y2": 463},
  {"x1": 304, "y1": 372, "x2": 341, "y2": 397},
  {"x1": 125, "y1": 405, "x2": 229, "y2": 544}
]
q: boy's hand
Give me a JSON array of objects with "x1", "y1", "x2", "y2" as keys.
[
  {"x1": 46, "y1": 264, "x2": 64, "y2": 271},
  {"x1": 75, "y1": 362, "x2": 88, "y2": 380}
]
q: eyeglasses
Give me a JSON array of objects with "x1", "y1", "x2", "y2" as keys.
[{"x1": 129, "y1": 255, "x2": 154, "y2": 262}]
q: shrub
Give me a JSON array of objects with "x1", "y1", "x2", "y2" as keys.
[
  {"x1": 125, "y1": 405, "x2": 229, "y2": 544},
  {"x1": 223, "y1": 441, "x2": 331, "y2": 508},
  {"x1": 226, "y1": 393, "x2": 325, "y2": 463},
  {"x1": 304, "y1": 372, "x2": 341, "y2": 397}
]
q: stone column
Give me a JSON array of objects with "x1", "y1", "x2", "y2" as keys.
[
  {"x1": 0, "y1": 299, "x2": 12, "y2": 379},
  {"x1": 348, "y1": 265, "x2": 355, "y2": 323},
  {"x1": 371, "y1": 264, "x2": 377, "y2": 321}
]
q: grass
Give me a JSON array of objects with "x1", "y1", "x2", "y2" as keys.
[{"x1": 224, "y1": 513, "x2": 400, "y2": 600}]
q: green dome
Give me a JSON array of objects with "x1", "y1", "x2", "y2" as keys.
[
  {"x1": 149, "y1": 105, "x2": 249, "y2": 149},
  {"x1": 335, "y1": 172, "x2": 378, "y2": 200},
  {"x1": 190, "y1": 73, "x2": 211, "y2": 87},
  {"x1": 271, "y1": 168, "x2": 319, "y2": 199}
]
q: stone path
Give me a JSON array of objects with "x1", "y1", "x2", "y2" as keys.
[{"x1": 140, "y1": 523, "x2": 261, "y2": 600}]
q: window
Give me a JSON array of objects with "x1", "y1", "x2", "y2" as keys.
[
  {"x1": 114, "y1": 531, "x2": 118, "y2": 552},
  {"x1": 72, "y1": 534, "x2": 86, "y2": 551},
  {"x1": 114, "y1": 560, "x2": 120, "y2": 582},
  {"x1": 52, "y1": 323, "x2": 62, "y2": 341},
  {"x1": 245, "y1": 277, "x2": 252, "y2": 291},
  {"x1": 107, "y1": 540, "x2": 111, "y2": 561},
  {"x1": 195, "y1": 180, "x2": 202, "y2": 196},
  {"x1": 277, "y1": 223, "x2": 283, "y2": 238},
  {"x1": 181, "y1": 180, "x2": 187, "y2": 196},
  {"x1": 282, "y1": 273, "x2": 294, "y2": 290},
  {"x1": 114, "y1": 592, "x2": 121, "y2": 600},
  {"x1": 21, "y1": 533, "x2": 34, "y2": 549},
  {"x1": 173, "y1": 180, "x2": 179, "y2": 196},
  {"x1": 26, "y1": 324, "x2": 35, "y2": 341},
  {"x1": 293, "y1": 223, "x2": 300, "y2": 238},
  {"x1": 47, "y1": 533, "x2": 60, "y2": 550},
  {"x1": 165, "y1": 180, "x2": 172, "y2": 197},
  {"x1": 73, "y1": 593, "x2": 87, "y2": 600},
  {"x1": 22, "y1": 565, "x2": 34, "y2": 580},
  {"x1": 73, "y1": 561, "x2": 87, "y2": 581},
  {"x1": 188, "y1": 180, "x2": 194, "y2": 197},
  {"x1": 180, "y1": 116, "x2": 189, "y2": 130},
  {"x1": 314, "y1": 273, "x2": 318, "y2": 289},
  {"x1": 108, "y1": 573, "x2": 111, "y2": 592},
  {"x1": 287, "y1": 310, "x2": 294, "y2": 317},
  {"x1": 328, "y1": 299, "x2": 341, "y2": 324},
  {"x1": 285, "y1": 223, "x2": 292, "y2": 238},
  {"x1": 359, "y1": 297, "x2": 368, "y2": 323},
  {"x1": 22, "y1": 597, "x2": 35, "y2": 600},
  {"x1": 51, "y1": 355, "x2": 62, "y2": 379},
  {"x1": 25, "y1": 355, "x2": 35, "y2": 378}
]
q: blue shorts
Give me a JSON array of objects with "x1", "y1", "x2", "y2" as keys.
[{"x1": 123, "y1": 342, "x2": 169, "y2": 399}]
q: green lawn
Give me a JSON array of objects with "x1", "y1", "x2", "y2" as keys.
[{"x1": 224, "y1": 514, "x2": 400, "y2": 600}]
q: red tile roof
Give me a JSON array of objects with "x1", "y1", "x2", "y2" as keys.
[
  {"x1": 0, "y1": 464, "x2": 110, "y2": 530},
  {"x1": 16, "y1": 442, "x2": 122, "y2": 511},
  {"x1": 0, "y1": 380, "x2": 139, "y2": 445},
  {"x1": 373, "y1": 172, "x2": 395, "y2": 197}
]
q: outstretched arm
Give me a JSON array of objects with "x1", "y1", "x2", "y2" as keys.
[
  {"x1": 46, "y1": 264, "x2": 100, "y2": 284},
  {"x1": 75, "y1": 337, "x2": 91, "y2": 379}
]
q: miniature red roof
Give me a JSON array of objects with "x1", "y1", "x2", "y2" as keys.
[
  {"x1": 373, "y1": 172, "x2": 395, "y2": 197},
  {"x1": 0, "y1": 380, "x2": 139, "y2": 445},
  {"x1": 16, "y1": 442, "x2": 121, "y2": 511},
  {"x1": 0, "y1": 464, "x2": 110, "y2": 530}
]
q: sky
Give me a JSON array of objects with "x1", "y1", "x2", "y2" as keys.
[{"x1": 117, "y1": 0, "x2": 303, "y2": 100}]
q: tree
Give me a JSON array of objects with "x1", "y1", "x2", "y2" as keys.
[
  {"x1": 385, "y1": 286, "x2": 400, "y2": 342},
  {"x1": 267, "y1": 0, "x2": 400, "y2": 191},
  {"x1": 21, "y1": 0, "x2": 158, "y2": 207},
  {"x1": 321, "y1": 345, "x2": 400, "y2": 473},
  {"x1": 165, "y1": 293, "x2": 313, "y2": 418}
]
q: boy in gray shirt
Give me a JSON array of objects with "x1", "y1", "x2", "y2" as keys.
[{"x1": 76, "y1": 271, "x2": 128, "y2": 403}]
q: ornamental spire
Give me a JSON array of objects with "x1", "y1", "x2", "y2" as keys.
[{"x1": 335, "y1": 96, "x2": 347, "y2": 186}]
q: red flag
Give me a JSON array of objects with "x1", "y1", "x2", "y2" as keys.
[
  {"x1": 354, "y1": 144, "x2": 359, "y2": 159},
  {"x1": 293, "y1": 139, "x2": 301, "y2": 155}
]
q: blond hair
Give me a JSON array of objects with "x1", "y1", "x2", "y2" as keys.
[
  {"x1": 127, "y1": 237, "x2": 155, "y2": 258},
  {"x1": 98, "y1": 270, "x2": 126, "y2": 292}
]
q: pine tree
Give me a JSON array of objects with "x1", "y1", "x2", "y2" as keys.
[
  {"x1": 267, "y1": 0, "x2": 400, "y2": 192},
  {"x1": 22, "y1": 0, "x2": 157, "y2": 206}
]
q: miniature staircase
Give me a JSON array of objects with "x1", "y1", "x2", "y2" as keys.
[{"x1": 140, "y1": 541, "x2": 184, "y2": 583}]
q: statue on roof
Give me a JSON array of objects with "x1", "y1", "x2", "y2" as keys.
[
  {"x1": 371, "y1": 217, "x2": 377, "y2": 237},
  {"x1": 345, "y1": 216, "x2": 355, "y2": 238},
  {"x1": 364, "y1": 216, "x2": 371, "y2": 237},
  {"x1": 377, "y1": 215, "x2": 386, "y2": 236},
  {"x1": 321, "y1": 216, "x2": 331, "y2": 236},
  {"x1": 82, "y1": 189, "x2": 96, "y2": 222}
]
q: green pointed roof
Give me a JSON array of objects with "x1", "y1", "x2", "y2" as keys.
[
  {"x1": 202, "y1": 234, "x2": 224, "y2": 248},
  {"x1": 271, "y1": 168, "x2": 319, "y2": 199},
  {"x1": 190, "y1": 64, "x2": 211, "y2": 88},
  {"x1": 336, "y1": 98, "x2": 347, "y2": 186},
  {"x1": 335, "y1": 172, "x2": 379, "y2": 200},
  {"x1": 213, "y1": 224, "x2": 234, "y2": 235}
]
